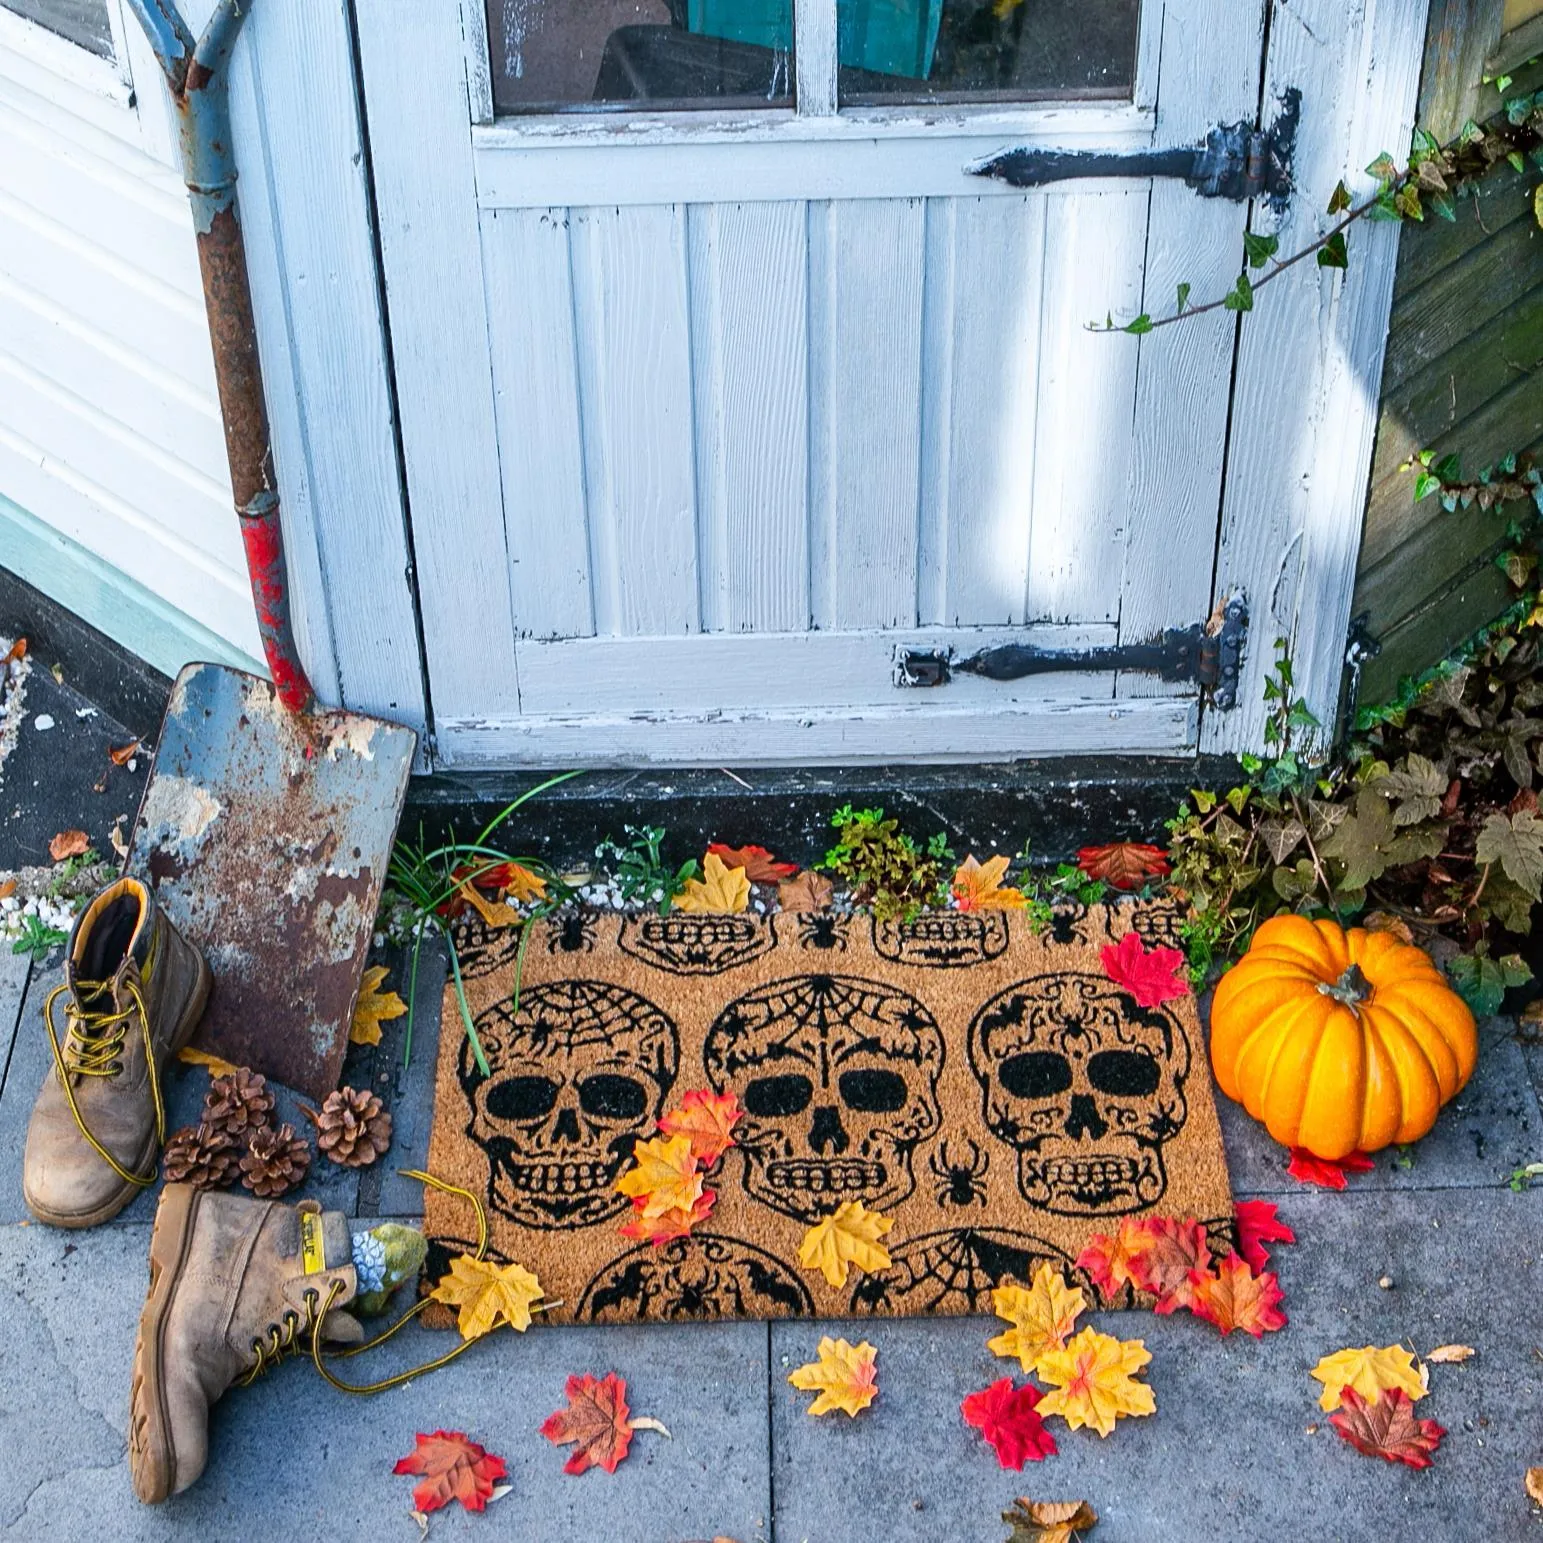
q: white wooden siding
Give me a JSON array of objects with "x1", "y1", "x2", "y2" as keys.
[{"x1": 0, "y1": 15, "x2": 258, "y2": 655}]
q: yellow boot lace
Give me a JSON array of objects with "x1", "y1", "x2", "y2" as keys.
[{"x1": 43, "y1": 978, "x2": 165, "y2": 1187}]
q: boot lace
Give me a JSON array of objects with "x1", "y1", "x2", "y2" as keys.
[
  {"x1": 240, "y1": 1289, "x2": 326, "y2": 1386},
  {"x1": 43, "y1": 979, "x2": 166, "y2": 1187}
]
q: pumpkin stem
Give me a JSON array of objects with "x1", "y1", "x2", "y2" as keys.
[{"x1": 1317, "y1": 962, "x2": 1373, "y2": 1010}]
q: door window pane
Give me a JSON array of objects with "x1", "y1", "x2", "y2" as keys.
[
  {"x1": 487, "y1": 0, "x2": 792, "y2": 114},
  {"x1": 2, "y1": 0, "x2": 112, "y2": 57},
  {"x1": 836, "y1": 0, "x2": 1140, "y2": 105}
]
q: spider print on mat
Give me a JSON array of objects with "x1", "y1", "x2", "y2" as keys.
[
  {"x1": 794, "y1": 911, "x2": 851, "y2": 952},
  {"x1": 930, "y1": 1137, "x2": 990, "y2": 1208},
  {"x1": 968, "y1": 973, "x2": 1191, "y2": 1217},
  {"x1": 618, "y1": 911, "x2": 776, "y2": 974},
  {"x1": 458, "y1": 979, "x2": 678, "y2": 1230},
  {"x1": 579, "y1": 1234, "x2": 814, "y2": 1322},
  {"x1": 703, "y1": 973, "x2": 944, "y2": 1224}
]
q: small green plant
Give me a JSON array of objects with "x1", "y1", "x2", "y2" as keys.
[
  {"x1": 385, "y1": 772, "x2": 579, "y2": 1070},
  {"x1": 595, "y1": 825, "x2": 698, "y2": 915},
  {"x1": 1014, "y1": 846, "x2": 1109, "y2": 934},
  {"x1": 819, "y1": 806, "x2": 953, "y2": 922},
  {"x1": 46, "y1": 847, "x2": 103, "y2": 898},
  {"x1": 1508, "y1": 1160, "x2": 1543, "y2": 1193},
  {"x1": 11, "y1": 913, "x2": 67, "y2": 960}
]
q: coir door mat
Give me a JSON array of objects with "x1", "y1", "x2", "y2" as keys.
[{"x1": 422, "y1": 903, "x2": 1234, "y2": 1324}]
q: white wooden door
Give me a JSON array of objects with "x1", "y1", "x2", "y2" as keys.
[{"x1": 353, "y1": 0, "x2": 1428, "y2": 767}]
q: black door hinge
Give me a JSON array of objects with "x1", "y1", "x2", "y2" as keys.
[
  {"x1": 895, "y1": 596, "x2": 1249, "y2": 709},
  {"x1": 972, "y1": 89, "x2": 1300, "y2": 210}
]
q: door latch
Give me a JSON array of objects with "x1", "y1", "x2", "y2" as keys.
[
  {"x1": 971, "y1": 89, "x2": 1300, "y2": 210},
  {"x1": 895, "y1": 596, "x2": 1249, "y2": 709}
]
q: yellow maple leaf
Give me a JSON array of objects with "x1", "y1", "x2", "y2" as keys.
[
  {"x1": 787, "y1": 1336, "x2": 878, "y2": 1417},
  {"x1": 350, "y1": 964, "x2": 408, "y2": 1047},
  {"x1": 498, "y1": 862, "x2": 547, "y2": 904},
  {"x1": 1310, "y1": 1344, "x2": 1427, "y2": 1412},
  {"x1": 429, "y1": 1253, "x2": 545, "y2": 1340},
  {"x1": 987, "y1": 1262, "x2": 1087, "y2": 1372},
  {"x1": 614, "y1": 1133, "x2": 704, "y2": 1218},
  {"x1": 458, "y1": 882, "x2": 521, "y2": 930},
  {"x1": 797, "y1": 1200, "x2": 893, "y2": 1289},
  {"x1": 673, "y1": 852, "x2": 751, "y2": 915},
  {"x1": 952, "y1": 854, "x2": 1028, "y2": 912},
  {"x1": 1035, "y1": 1327, "x2": 1155, "y2": 1437},
  {"x1": 176, "y1": 1045, "x2": 241, "y2": 1077}
]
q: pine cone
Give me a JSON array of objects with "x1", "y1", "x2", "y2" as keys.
[
  {"x1": 203, "y1": 1068, "x2": 276, "y2": 1145},
  {"x1": 162, "y1": 1123, "x2": 240, "y2": 1189},
  {"x1": 311, "y1": 1086, "x2": 393, "y2": 1168},
  {"x1": 238, "y1": 1122, "x2": 311, "y2": 1198}
]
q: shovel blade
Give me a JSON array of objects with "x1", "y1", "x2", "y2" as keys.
[{"x1": 129, "y1": 662, "x2": 416, "y2": 1102}]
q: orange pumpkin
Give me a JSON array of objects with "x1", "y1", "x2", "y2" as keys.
[{"x1": 1209, "y1": 915, "x2": 1477, "y2": 1160}]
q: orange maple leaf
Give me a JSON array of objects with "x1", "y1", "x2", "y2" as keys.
[
  {"x1": 393, "y1": 1430, "x2": 506, "y2": 1513},
  {"x1": 1075, "y1": 841, "x2": 1171, "y2": 890},
  {"x1": 1126, "y1": 1216, "x2": 1212, "y2": 1312},
  {"x1": 952, "y1": 854, "x2": 1028, "y2": 912},
  {"x1": 614, "y1": 1134, "x2": 703, "y2": 1219},
  {"x1": 620, "y1": 1188, "x2": 716, "y2": 1245},
  {"x1": 540, "y1": 1373, "x2": 637, "y2": 1475},
  {"x1": 1187, "y1": 1252, "x2": 1287, "y2": 1337},
  {"x1": 1076, "y1": 1217, "x2": 1156, "y2": 1303},
  {"x1": 708, "y1": 843, "x2": 798, "y2": 882},
  {"x1": 1330, "y1": 1387, "x2": 1445, "y2": 1469},
  {"x1": 659, "y1": 1089, "x2": 742, "y2": 1167}
]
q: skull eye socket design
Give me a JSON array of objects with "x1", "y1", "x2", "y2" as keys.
[
  {"x1": 838, "y1": 1068, "x2": 908, "y2": 1113},
  {"x1": 486, "y1": 1076, "x2": 559, "y2": 1122},
  {"x1": 704, "y1": 973, "x2": 944, "y2": 1223},
  {"x1": 968, "y1": 971, "x2": 1190, "y2": 1218},
  {"x1": 744, "y1": 1074, "x2": 814, "y2": 1118},
  {"x1": 1000, "y1": 1052, "x2": 1073, "y2": 1100},
  {"x1": 1087, "y1": 1049, "x2": 1159, "y2": 1097},
  {"x1": 578, "y1": 1073, "x2": 649, "y2": 1120}
]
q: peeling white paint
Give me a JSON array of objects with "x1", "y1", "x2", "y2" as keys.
[{"x1": 139, "y1": 776, "x2": 222, "y2": 845}]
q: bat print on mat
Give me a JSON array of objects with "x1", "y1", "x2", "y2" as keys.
[{"x1": 579, "y1": 1234, "x2": 814, "y2": 1322}]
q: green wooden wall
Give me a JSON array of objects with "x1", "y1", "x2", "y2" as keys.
[{"x1": 1352, "y1": 0, "x2": 1543, "y2": 705}]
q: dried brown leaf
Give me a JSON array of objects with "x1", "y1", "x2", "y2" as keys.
[
  {"x1": 108, "y1": 739, "x2": 140, "y2": 767},
  {"x1": 1425, "y1": 1344, "x2": 1475, "y2": 1364},
  {"x1": 48, "y1": 829, "x2": 89, "y2": 862},
  {"x1": 778, "y1": 870, "x2": 834, "y2": 912},
  {"x1": 1003, "y1": 1498, "x2": 1098, "y2": 1542},
  {"x1": 1526, "y1": 1468, "x2": 1543, "y2": 1506}
]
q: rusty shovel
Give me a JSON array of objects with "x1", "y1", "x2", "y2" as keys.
[{"x1": 122, "y1": 0, "x2": 416, "y2": 1101}]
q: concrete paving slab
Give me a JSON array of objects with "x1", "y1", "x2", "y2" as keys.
[
  {"x1": 769, "y1": 1184, "x2": 1543, "y2": 1543},
  {"x1": 0, "y1": 951, "x2": 29, "y2": 1097},
  {"x1": 1214, "y1": 1020, "x2": 1541, "y2": 1196},
  {"x1": 0, "y1": 961, "x2": 358, "y2": 1227},
  {"x1": 0, "y1": 1217, "x2": 772, "y2": 1543}
]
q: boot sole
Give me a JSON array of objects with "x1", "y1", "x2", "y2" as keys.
[
  {"x1": 129, "y1": 1181, "x2": 199, "y2": 1504},
  {"x1": 23, "y1": 951, "x2": 214, "y2": 1231}
]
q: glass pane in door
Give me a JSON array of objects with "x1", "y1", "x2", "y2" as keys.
[
  {"x1": 486, "y1": 0, "x2": 792, "y2": 114},
  {"x1": 2, "y1": 0, "x2": 112, "y2": 56},
  {"x1": 836, "y1": 0, "x2": 1140, "y2": 105}
]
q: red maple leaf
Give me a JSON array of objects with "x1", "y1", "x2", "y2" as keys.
[
  {"x1": 1187, "y1": 1252, "x2": 1287, "y2": 1337},
  {"x1": 619, "y1": 1187, "x2": 716, "y2": 1245},
  {"x1": 659, "y1": 1089, "x2": 742, "y2": 1166},
  {"x1": 1286, "y1": 1148, "x2": 1375, "y2": 1189},
  {"x1": 1099, "y1": 931, "x2": 1191, "y2": 1007},
  {"x1": 1126, "y1": 1216, "x2": 1212, "y2": 1312},
  {"x1": 1075, "y1": 1217, "x2": 1152, "y2": 1303},
  {"x1": 540, "y1": 1373, "x2": 635, "y2": 1475},
  {"x1": 1076, "y1": 841, "x2": 1171, "y2": 890},
  {"x1": 1234, "y1": 1199, "x2": 1296, "y2": 1273},
  {"x1": 707, "y1": 843, "x2": 798, "y2": 882},
  {"x1": 960, "y1": 1378, "x2": 1057, "y2": 1469},
  {"x1": 392, "y1": 1430, "x2": 506, "y2": 1514},
  {"x1": 1330, "y1": 1387, "x2": 1445, "y2": 1469}
]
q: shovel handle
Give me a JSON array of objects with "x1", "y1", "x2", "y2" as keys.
[{"x1": 124, "y1": 0, "x2": 315, "y2": 714}]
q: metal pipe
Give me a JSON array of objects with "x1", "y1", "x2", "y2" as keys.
[{"x1": 125, "y1": 0, "x2": 315, "y2": 713}]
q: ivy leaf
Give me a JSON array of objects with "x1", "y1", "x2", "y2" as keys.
[
  {"x1": 1035, "y1": 1329, "x2": 1156, "y2": 1436},
  {"x1": 1508, "y1": 150, "x2": 1526, "y2": 174},
  {"x1": 1413, "y1": 472, "x2": 1441, "y2": 501},
  {"x1": 1326, "y1": 179, "x2": 1353, "y2": 213},
  {"x1": 1317, "y1": 231, "x2": 1350, "y2": 270},
  {"x1": 1175, "y1": 281, "x2": 1191, "y2": 313},
  {"x1": 428, "y1": 1254, "x2": 545, "y2": 1340},
  {"x1": 673, "y1": 851, "x2": 751, "y2": 914},
  {"x1": 393, "y1": 1430, "x2": 507, "y2": 1514},
  {"x1": 1474, "y1": 810, "x2": 1543, "y2": 899},
  {"x1": 1234, "y1": 1199, "x2": 1296, "y2": 1273},
  {"x1": 798, "y1": 1200, "x2": 893, "y2": 1288},
  {"x1": 1534, "y1": 183, "x2": 1543, "y2": 232},
  {"x1": 789, "y1": 1336, "x2": 879, "y2": 1417},
  {"x1": 1311, "y1": 1344, "x2": 1428, "y2": 1412},
  {"x1": 987, "y1": 1263, "x2": 1088, "y2": 1372},
  {"x1": 1446, "y1": 950, "x2": 1533, "y2": 1015},
  {"x1": 1330, "y1": 1387, "x2": 1445, "y2": 1469},
  {"x1": 1394, "y1": 183, "x2": 1424, "y2": 220},
  {"x1": 1186, "y1": 1252, "x2": 1288, "y2": 1337},
  {"x1": 1430, "y1": 191, "x2": 1456, "y2": 221},
  {"x1": 1243, "y1": 231, "x2": 1279, "y2": 268},
  {"x1": 350, "y1": 964, "x2": 407, "y2": 1047},
  {"x1": 1123, "y1": 313, "x2": 1154, "y2": 335},
  {"x1": 961, "y1": 1379, "x2": 1057, "y2": 1467},
  {"x1": 1003, "y1": 1499, "x2": 1099, "y2": 1543},
  {"x1": 1366, "y1": 152, "x2": 1399, "y2": 184},
  {"x1": 541, "y1": 1372, "x2": 659, "y2": 1474},
  {"x1": 1222, "y1": 273, "x2": 1255, "y2": 312},
  {"x1": 1257, "y1": 815, "x2": 1307, "y2": 863}
]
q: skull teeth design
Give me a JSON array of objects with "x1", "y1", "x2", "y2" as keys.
[
  {"x1": 506, "y1": 1161, "x2": 613, "y2": 1196},
  {"x1": 968, "y1": 971, "x2": 1190, "y2": 1217},
  {"x1": 704, "y1": 973, "x2": 944, "y2": 1224}
]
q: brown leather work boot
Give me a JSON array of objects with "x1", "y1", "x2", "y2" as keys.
[
  {"x1": 23, "y1": 877, "x2": 211, "y2": 1228},
  {"x1": 130, "y1": 1184, "x2": 363, "y2": 1503}
]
